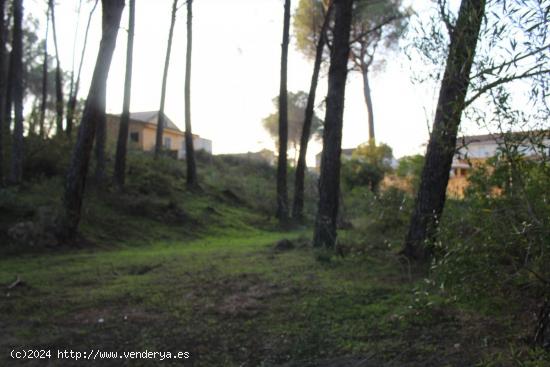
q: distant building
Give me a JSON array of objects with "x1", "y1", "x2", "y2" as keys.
[
  {"x1": 106, "y1": 111, "x2": 212, "y2": 159},
  {"x1": 448, "y1": 131, "x2": 550, "y2": 197}
]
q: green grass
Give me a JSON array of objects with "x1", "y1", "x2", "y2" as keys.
[
  {"x1": 1, "y1": 226, "x2": 524, "y2": 366},
  {"x1": 1, "y1": 149, "x2": 548, "y2": 366}
]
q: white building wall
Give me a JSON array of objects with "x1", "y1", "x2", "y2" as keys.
[{"x1": 177, "y1": 136, "x2": 213, "y2": 159}]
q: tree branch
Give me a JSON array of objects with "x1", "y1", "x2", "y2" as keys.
[
  {"x1": 349, "y1": 14, "x2": 406, "y2": 45},
  {"x1": 471, "y1": 43, "x2": 550, "y2": 79},
  {"x1": 465, "y1": 68, "x2": 550, "y2": 107},
  {"x1": 437, "y1": 0, "x2": 454, "y2": 38}
]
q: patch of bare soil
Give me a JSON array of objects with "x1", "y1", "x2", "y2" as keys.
[{"x1": 190, "y1": 273, "x2": 295, "y2": 317}]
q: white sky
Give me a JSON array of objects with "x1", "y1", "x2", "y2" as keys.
[{"x1": 27, "y1": 0, "x2": 475, "y2": 165}]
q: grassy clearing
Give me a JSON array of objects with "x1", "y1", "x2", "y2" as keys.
[
  {"x1": 1, "y1": 226, "x2": 531, "y2": 366},
  {"x1": 1, "y1": 150, "x2": 548, "y2": 366}
]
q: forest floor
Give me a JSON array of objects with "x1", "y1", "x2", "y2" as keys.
[
  {"x1": 0, "y1": 153, "x2": 543, "y2": 366},
  {"x1": 0, "y1": 227, "x2": 518, "y2": 367}
]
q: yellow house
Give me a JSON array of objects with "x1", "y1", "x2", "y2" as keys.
[
  {"x1": 447, "y1": 159, "x2": 473, "y2": 198},
  {"x1": 447, "y1": 132, "x2": 550, "y2": 197},
  {"x1": 106, "y1": 111, "x2": 212, "y2": 158}
]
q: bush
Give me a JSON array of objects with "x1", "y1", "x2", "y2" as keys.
[
  {"x1": 432, "y1": 155, "x2": 550, "y2": 307},
  {"x1": 396, "y1": 154, "x2": 424, "y2": 191},
  {"x1": 341, "y1": 186, "x2": 411, "y2": 252},
  {"x1": 125, "y1": 152, "x2": 185, "y2": 197},
  {"x1": 22, "y1": 136, "x2": 72, "y2": 180},
  {"x1": 341, "y1": 141, "x2": 394, "y2": 192},
  {"x1": 341, "y1": 159, "x2": 384, "y2": 192}
]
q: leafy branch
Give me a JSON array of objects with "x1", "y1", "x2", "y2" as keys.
[{"x1": 465, "y1": 67, "x2": 550, "y2": 107}]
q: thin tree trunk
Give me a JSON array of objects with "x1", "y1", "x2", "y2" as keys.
[
  {"x1": 66, "y1": 0, "x2": 99, "y2": 137},
  {"x1": 94, "y1": 93, "x2": 106, "y2": 183},
  {"x1": 114, "y1": 0, "x2": 135, "y2": 188},
  {"x1": 155, "y1": 0, "x2": 178, "y2": 158},
  {"x1": 292, "y1": 0, "x2": 333, "y2": 222},
  {"x1": 2, "y1": 5, "x2": 10, "y2": 135},
  {"x1": 0, "y1": 0, "x2": 6, "y2": 183},
  {"x1": 27, "y1": 100, "x2": 39, "y2": 134},
  {"x1": 313, "y1": 0, "x2": 353, "y2": 249},
  {"x1": 361, "y1": 64, "x2": 375, "y2": 142},
  {"x1": 48, "y1": 0, "x2": 64, "y2": 136},
  {"x1": 4, "y1": 49, "x2": 11, "y2": 134},
  {"x1": 295, "y1": 142, "x2": 300, "y2": 166},
  {"x1": 67, "y1": 0, "x2": 83, "y2": 126},
  {"x1": 276, "y1": 0, "x2": 291, "y2": 223},
  {"x1": 403, "y1": 0, "x2": 486, "y2": 261},
  {"x1": 39, "y1": 11, "x2": 49, "y2": 138},
  {"x1": 9, "y1": 0, "x2": 23, "y2": 184},
  {"x1": 60, "y1": 0, "x2": 124, "y2": 241},
  {"x1": 184, "y1": 0, "x2": 198, "y2": 188}
]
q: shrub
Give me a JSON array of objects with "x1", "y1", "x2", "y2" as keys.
[
  {"x1": 341, "y1": 159, "x2": 384, "y2": 192},
  {"x1": 432, "y1": 154, "x2": 550, "y2": 308},
  {"x1": 125, "y1": 152, "x2": 185, "y2": 197},
  {"x1": 23, "y1": 136, "x2": 72, "y2": 180},
  {"x1": 341, "y1": 186, "x2": 411, "y2": 252},
  {"x1": 396, "y1": 154, "x2": 424, "y2": 191}
]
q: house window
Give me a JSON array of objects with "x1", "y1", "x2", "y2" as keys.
[
  {"x1": 164, "y1": 137, "x2": 172, "y2": 149},
  {"x1": 130, "y1": 132, "x2": 139, "y2": 143}
]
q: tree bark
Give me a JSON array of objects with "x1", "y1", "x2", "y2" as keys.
[
  {"x1": 155, "y1": 0, "x2": 178, "y2": 158},
  {"x1": 94, "y1": 92, "x2": 106, "y2": 183},
  {"x1": 4, "y1": 49, "x2": 11, "y2": 134},
  {"x1": 403, "y1": 0, "x2": 486, "y2": 261},
  {"x1": 0, "y1": 0, "x2": 6, "y2": 183},
  {"x1": 60, "y1": 0, "x2": 124, "y2": 241},
  {"x1": 292, "y1": 0, "x2": 333, "y2": 222},
  {"x1": 9, "y1": 0, "x2": 23, "y2": 184},
  {"x1": 48, "y1": 0, "x2": 64, "y2": 136},
  {"x1": 114, "y1": 0, "x2": 135, "y2": 188},
  {"x1": 66, "y1": 0, "x2": 99, "y2": 138},
  {"x1": 361, "y1": 63, "x2": 375, "y2": 142},
  {"x1": 39, "y1": 11, "x2": 49, "y2": 138},
  {"x1": 184, "y1": 0, "x2": 198, "y2": 188},
  {"x1": 2, "y1": 0, "x2": 10, "y2": 138},
  {"x1": 276, "y1": 0, "x2": 291, "y2": 223},
  {"x1": 66, "y1": 0, "x2": 83, "y2": 132},
  {"x1": 313, "y1": 0, "x2": 353, "y2": 249}
]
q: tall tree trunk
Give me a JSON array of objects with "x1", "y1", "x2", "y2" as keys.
[
  {"x1": 361, "y1": 63, "x2": 375, "y2": 142},
  {"x1": 4, "y1": 50, "x2": 11, "y2": 134},
  {"x1": 184, "y1": 0, "x2": 198, "y2": 188},
  {"x1": 276, "y1": 0, "x2": 291, "y2": 223},
  {"x1": 39, "y1": 11, "x2": 49, "y2": 138},
  {"x1": 66, "y1": 0, "x2": 99, "y2": 138},
  {"x1": 0, "y1": 0, "x2": 6, "y2": 183},
  {"x1": 60, "y1": 0, "x2": 124, "y2": 241},
  {"x1": 313, "y1": 0, "x2": 353, "y2": 249},
  {"x1": 155, "y1": 0, "x2": 178, "y2": 158},
  {"x1": 48, "y1": 0, "x2": 64, "y2": 136},
  {"x1": 4, "y1": 0, "x2": 11, "y2": 138},
  {"x1": 9, "y1": 0, "x2": 23, "y2": 184},
  {"x1": 292, "y1": 0, "x2": 333, "y2": 222},
  {"x1": 114, "y1": 0, "x2": 135, "y2": 188},
  {"x1": 403, "y1": 0, "x2": 486, "y2": 261},
  {"x1": 67, "y1": 0, "x2": 83, "y2": 128},
  {"x1": 94, "y1": 93, "x2": 106, "y2": 183}
]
